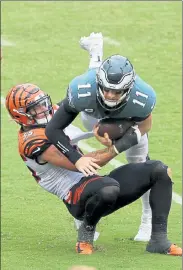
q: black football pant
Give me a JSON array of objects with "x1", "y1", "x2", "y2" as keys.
[{"x1": 64, "y1": 160, "x2": 173, "y2": 230}]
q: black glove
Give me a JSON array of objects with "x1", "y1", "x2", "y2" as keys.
[{"x1": 113, "y1": 125, "x2": 141, "y2": 154}]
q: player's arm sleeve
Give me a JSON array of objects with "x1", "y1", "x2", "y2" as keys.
[
  {"x1": 45, "y1": 98, "x2": 83, "y2": 164},
  {"x1": 23, "y1": 137, "x2": 52, "y2": 160},
  {"x1": 113, "y1": 125, "x2": 141, "y2": 154}
]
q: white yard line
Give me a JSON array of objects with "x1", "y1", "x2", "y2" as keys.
[
  {"x1": 104, "y1": 37, "x2": 121, "y2": 47},
  {"x1": 172, "y1": 192, "x2": 182, "y2": 205},
  {"x1": 1, "y1": 38, "x2": 15, "y2": 47},
  {"x1": 1, "y1": 36, "x2": 121, "y2": 48},
  {"x1": 1, "y1": 96, "x2": 5, "y2": 107}
]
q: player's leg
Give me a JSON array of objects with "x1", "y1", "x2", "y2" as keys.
[
  {"x1": 146, "y1": 165, "x2": 182, "y2": 255},
  {"x1": 74, "y1": 218, "x2": 100, "y2": 242},
  {"x1": 106, "y1": 161, "x2": 153, "y2": 213},
  {"x1": 76, "y1": 179, "x2": 120, "y2": 254},
  {"x1": 80, "y1": 117, "x2": 152, "y2": 242},
  {"x1": 64, "y1": 175, "x2": 120, "y2": 254},
  {"x1": 75, "y1": 113, "x2": 103, "y2": 241},
  {"x1": 125, "y1": 133, "x2": 152, "y2": 241},
  {"x1": 79, "y1": 32, "x2": 103, "y2": 69},
  {"x1": 78, "y1": 32, "x2": 104, "y2": 238},
  {"x1": 107, "y1": 161, "x2": 182, "y2": 256},
  {"x1": 64, "y1": 123, "x2": 101, "y2": 240}
]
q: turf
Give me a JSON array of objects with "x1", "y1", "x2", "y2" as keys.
[{"x1": 1, "y1": 2, "x2": 182, "y2": 270}]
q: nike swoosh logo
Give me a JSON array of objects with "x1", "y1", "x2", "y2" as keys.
[{"x1": 32, "y1": 147, "x2": 41, "y2": 154}]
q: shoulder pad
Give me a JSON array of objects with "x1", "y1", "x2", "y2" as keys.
[
  {"x1": 67, "y1": 69, "x2": 97, "y2": 111},
  {"x1": 127, "y1": 75, "x2": 156, "y2": 118},
  {"x1": 18, "y1": 128, "x2": 51, "y2": 159}
]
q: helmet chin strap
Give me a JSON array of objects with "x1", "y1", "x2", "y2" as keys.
[{"x1": 99, "y1": 88, "x2": 128, "y2": 108}]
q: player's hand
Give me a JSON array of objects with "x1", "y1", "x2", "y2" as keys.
[
  {"x1": 93, "y1": 125, "x2": 112, "y2": 147},
  {"x1": 75, "y1": 156, "x2": 101, "y2": 176}
]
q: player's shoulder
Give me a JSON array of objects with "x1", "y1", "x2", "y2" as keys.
[
  {"x1": 67, "y1": 69, "x2": 97, "y2": 111},
  {"x1": 71, "y1": 68, "x2": 97, "y2": 84},
  {"x1": 18, "y1": 128, "x2": 50, "y2": 159},
  {"x1": 69, "y1": 68, "x2": 97, "y2": 90},
  {"x1": 133, "y1": 75, "x2": 156, "y2": 98},
  {"x1": 121, "y1": 75, "x2": 156, "y2": 119}
]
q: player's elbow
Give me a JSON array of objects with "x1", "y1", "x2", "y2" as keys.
[
  {"x1": 138, "y1": 114, "x2": 152, "y2": 135},
  {"x1": 143, "y1": 125, "x2": 152, "y2": 134}
]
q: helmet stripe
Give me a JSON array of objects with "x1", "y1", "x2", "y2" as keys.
[
  {"x1": 12, "y1": 86, "x2": 22, "y2": 107},
  {"x1": 24, "y1": 87, "x2": 40, "y2": 105},
  {"x1": 6, "y1": 91, "x2": 13, "y2": 117},
  {"x1": 19, "y1": 87, "x2": 26, "y2": 106}
]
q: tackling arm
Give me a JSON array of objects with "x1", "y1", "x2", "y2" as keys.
[
  {"x1": 45, "y1": 98, "x2": 83, "y2": 164},
  {"x1": 40, "y1": 144, "x2": 117, "y2": 170}
]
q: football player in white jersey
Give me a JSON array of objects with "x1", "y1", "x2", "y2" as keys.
[{"x1": 5, "y1": 83, "x2": 181, "y2": 256}]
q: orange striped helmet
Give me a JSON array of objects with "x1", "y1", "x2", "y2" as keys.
[{"x1": 6, "y1": 83, "x2": 53, "y2": 126}]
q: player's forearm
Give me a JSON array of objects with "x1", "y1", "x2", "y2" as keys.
[
  {"x1": 45, "y1": 99, "x2": 82, "y2": 164},
  {"x1": 84, "y1": 146, "x2": 117, "y2": 166},
  {"x1": 40, "y1": 145, "x2": 79, "y2": 171},
  {"x1": 113, "y1": 126, "x2": 141, "y2": 154},
  {"x1": 41, "y1": 144, "x2": 117, "y2": 170}
]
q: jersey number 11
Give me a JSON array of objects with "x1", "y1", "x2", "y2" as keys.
[{"x1": 77, "y1": 84, "x2": 92, "y2": 98}]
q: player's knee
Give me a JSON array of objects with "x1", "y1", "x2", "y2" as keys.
[
  {"x1": 126, "y1": 155, "x2": 147, "y2": 163},
  {"x1": 150, "y1": 160, "x2": 172, "y2": 183},
  {"x1": 126, "y1": 151, "x2": 148, "y2": 163},
  {"x1": 98, "y1": 185, "x2": 120, "y2": 204}
]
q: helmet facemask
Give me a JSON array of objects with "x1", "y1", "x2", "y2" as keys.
[
  {"x1": 98, "y1": 84, "x2": 132, "y2": 109},
  {"x1": 96, "y1": 55, "x2": 135, "y2": 111},
  {"x1": 26, "y1": 95, "x2": 53, "y2": 126}
]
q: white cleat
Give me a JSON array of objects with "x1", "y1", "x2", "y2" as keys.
[
  {"x1": 134, "y1": 223, "x2": 152, "y2": 242},
  {"x1": 79, "y1": 32, "x2": 103, "y2": 56},
  {"x1": 74, "y1": 218, "x2": 100, "y2": 242}
]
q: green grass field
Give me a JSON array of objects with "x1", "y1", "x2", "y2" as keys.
[{"x1": 1, "y1": 2, "x2": 182, "y2": 270}]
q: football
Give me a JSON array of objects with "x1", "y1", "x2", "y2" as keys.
[{"x1": 97, "y1": 118, "x2": 135, "y2": 140}]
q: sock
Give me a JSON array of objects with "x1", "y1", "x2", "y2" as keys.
[
  {"x1": 150, "y1": 165, "x2": 173, "y2": 242},
  {"x1": 151, "y1": 216, "x2": 169, "y2": 242},
  {"x1": 89, "y1": 46, "x2": 103, "y2": 69},
  {"x1": 141, "y1": 190, "x2": 152, "y2": 223},
  {"x1": 77, "y1": 222, "x2": 95, "y2": 244},
  {"x1": 89, "y1": 56, "x2": 102, "y2": 69}
]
